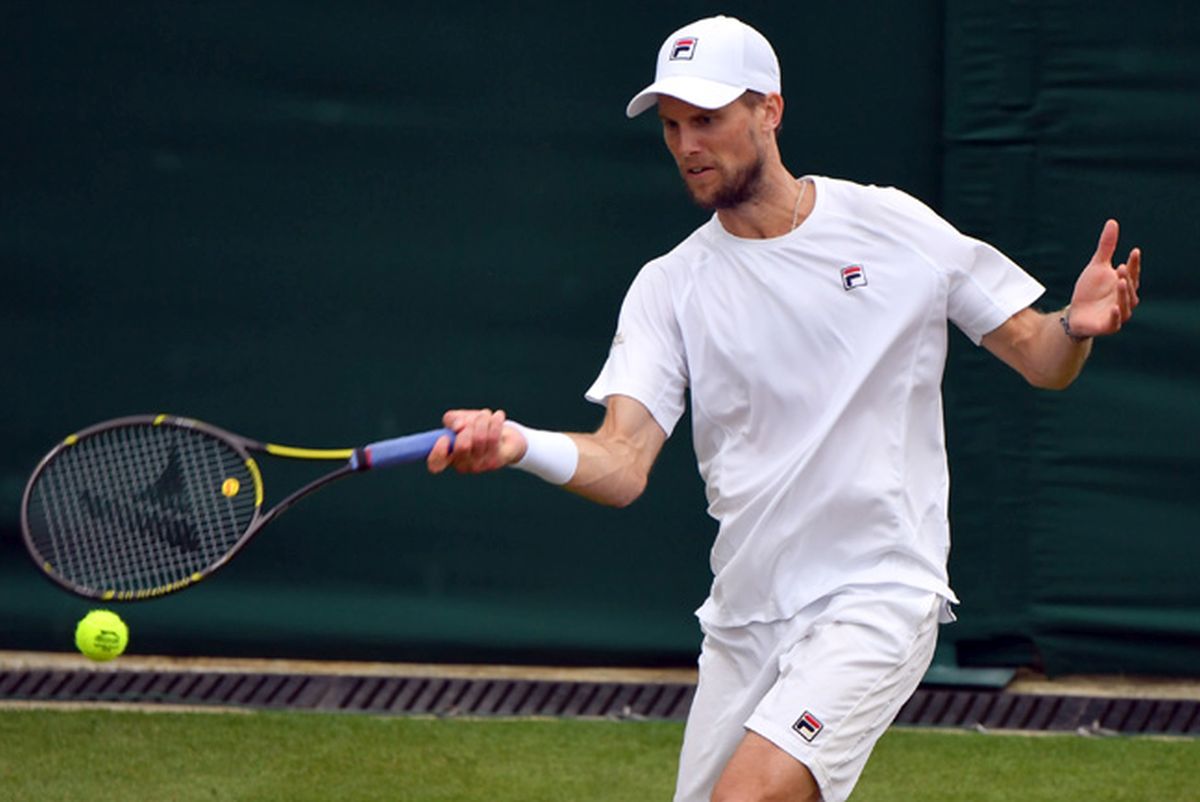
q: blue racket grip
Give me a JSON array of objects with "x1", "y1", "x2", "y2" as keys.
[{"x1": 349, "y1": 428, "x2": 455, "y2": 471}]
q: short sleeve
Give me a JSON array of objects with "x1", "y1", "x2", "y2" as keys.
[
  {"x1": 946, "y1": 238, "x2": 1046, "y2": 344},
  {"x1": 876, "y1": 187, "x2": 1045, "y2": 345},
  {"x1": 585, "y1": 260, "x2": 689, "y2": 437}
]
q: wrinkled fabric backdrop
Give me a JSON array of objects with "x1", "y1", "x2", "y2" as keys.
[{"x1": 2, "y1": 1, "x2": 1196, "y2": 676}]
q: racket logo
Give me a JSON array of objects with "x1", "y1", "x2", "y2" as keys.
[{"x1": 79, "y1": 447, "x2": 201, "y2": 552}]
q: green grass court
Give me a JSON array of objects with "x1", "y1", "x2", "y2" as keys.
[{"x1": 2, "y1": 708, "x2": 1197, "y2": 801}]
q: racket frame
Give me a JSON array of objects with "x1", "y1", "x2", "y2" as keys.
[{"x1": 21, "y1": 414, "x2": 386, "y2": 601}]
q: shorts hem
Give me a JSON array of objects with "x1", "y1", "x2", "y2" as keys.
[{"x1": 745, "y1": 716, "x2": 837, "y2": 802}]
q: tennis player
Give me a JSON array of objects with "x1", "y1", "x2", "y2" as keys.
[{"x1": 428, "y1": 15, "x2": 1141, "y2": 802}]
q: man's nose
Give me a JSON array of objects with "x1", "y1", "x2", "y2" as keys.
[{"x1": 676, "y1": 126, "x2": 702, "y2": 156}]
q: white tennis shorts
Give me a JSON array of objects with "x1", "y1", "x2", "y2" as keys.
[{"x1": 673, "y1": 584, "x2": 944, "y2": 802}]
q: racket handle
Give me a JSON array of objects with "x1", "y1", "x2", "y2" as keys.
[{"x1": 350, "y1": 428, "x2": 455, "y2": 470}]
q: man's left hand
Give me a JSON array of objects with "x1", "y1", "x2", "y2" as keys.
[{"x1": 1067, "y1": 219, "x2": 1142, "y2": 338}]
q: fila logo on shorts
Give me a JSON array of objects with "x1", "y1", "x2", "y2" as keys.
[
  {"x1": 671, "y1": 37, "x2": 698, "y2": 60},
  {"x1": 792, "y1": 710, "x2": 825, "y2": 742},
  {"x1": 841, "y1": 264, "x2": 868, "y2": 291}
]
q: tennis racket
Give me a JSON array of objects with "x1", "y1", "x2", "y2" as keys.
[{"x1": 20, "y1": 414, "x2": 455, "y2": 601}]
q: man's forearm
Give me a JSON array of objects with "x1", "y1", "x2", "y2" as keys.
[
  {"x1": 1018, "y1": 308, "x2": 1093, "y2": 390},
  {"x1": 562, "y1": 432, "x2": 652, "y2": 508},
  {"x1": 982, "y1": 306, "x2": 1093, "y2": 390}
]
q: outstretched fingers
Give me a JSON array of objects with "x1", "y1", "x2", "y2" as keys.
[
  {"x1": 1091, "y1": 219, "x2": 1120, "y2": 268},
  {"x1": 1123, "y1": 247, "x2": 1142, "y2": 300},
  {"x1": 1115, "y1": 246, "x2": 1142, "y2": 324}
]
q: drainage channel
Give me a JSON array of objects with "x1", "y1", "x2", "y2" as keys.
[
  {"x1": 2, "y1": 666, "x2": 1198, "y2": 735},
  {"x1": 0, "y1": 667, "x2": 695, "y2": 720}
]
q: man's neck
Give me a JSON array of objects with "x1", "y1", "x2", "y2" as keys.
[{"x1": 716, "y1": 167, "x2": 809, "y2": 239}]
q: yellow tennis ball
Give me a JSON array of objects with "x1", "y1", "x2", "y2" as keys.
[{"x1": 75, "y1": 609, "x2": 129, "y2": 662}]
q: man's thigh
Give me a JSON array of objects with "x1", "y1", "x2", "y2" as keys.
[{"x1": 711, "y1": 731, "x2": 820, "y2": 802}]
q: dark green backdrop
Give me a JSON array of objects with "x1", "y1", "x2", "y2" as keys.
[{"x1": 2, "y1": 2, "x2": 1197, "y2": 676}]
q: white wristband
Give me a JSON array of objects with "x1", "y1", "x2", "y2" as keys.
[{"x1": 505, "y1": 421, "x2": 579, "y2": 485}]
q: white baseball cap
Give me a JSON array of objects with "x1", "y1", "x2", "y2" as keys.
[{"x1": 625, "y1": 16, "x2": 781, "y2": 118}]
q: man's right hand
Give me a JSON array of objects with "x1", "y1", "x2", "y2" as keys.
[{"x1": 426, "y1": 408, "x2": 527, "y2": 474}]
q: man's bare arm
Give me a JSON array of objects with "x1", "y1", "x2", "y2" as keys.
[
  {"x1": 983, "y1": 219, "x2": 1141, "y2": 389},
  {"x1": 427, "y1": 395, "x2": 667, "y2": 508}
]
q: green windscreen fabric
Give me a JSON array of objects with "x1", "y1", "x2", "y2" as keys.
[
  {"x1": 0, "y1": 3, "x2": 944, "y2": 665},
  {"x1": 2, "y1": 2, "x2": 1196, "y2": 677},
  {"x1": 941, "y1": 1, "x2": 1200, "y2": 676}
]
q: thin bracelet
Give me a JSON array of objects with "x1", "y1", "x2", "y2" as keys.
[{"x1": 1059, "y1": 306, "x2": 1090, "y2": 344}]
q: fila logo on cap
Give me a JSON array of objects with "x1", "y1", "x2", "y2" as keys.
[
  {"x1": 841, "y1": 264, "x2": 868, "y2": 291},
  {"x1": 792, "y1": 710, "x2": 824, "y2": 742},
  {"x1": 670, "y1": 37, "x2": 697, "y2": 60}
]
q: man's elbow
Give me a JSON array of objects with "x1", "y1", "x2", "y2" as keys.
[
  {"x1": 1022, "y1": 365, "x2": 1078, "y2": 391},
  {"x1": 608, "y1": 472, "x2": 649, "y2": 509},
  {"x1": 570, "y1": 469, "x2": 649, "y2": 509}
]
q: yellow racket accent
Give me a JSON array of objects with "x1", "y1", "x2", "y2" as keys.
[
  {"x1": 153, "y1": 413, "x2": 169, "y2": 425},
  {"x1": 110, "y1": 572, "x2": 204, "y2": 601},
  {"x1": 64, "y1": 434, "x2": 78, "y2": 446},
  {"x1": 246, "y1": 458, "x2": 264, "y2": 507},
  {"x1": 264, "y1": 443, "x2": 355, "y2": 460}
]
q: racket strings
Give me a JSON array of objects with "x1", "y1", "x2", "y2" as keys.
[{"x1": 25, "y1": 424, "x2": 259, "y2": 596}]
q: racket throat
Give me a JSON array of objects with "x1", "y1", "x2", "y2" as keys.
[{"x1": 259, "y1": 464, "x2": 357, "y2": 526}]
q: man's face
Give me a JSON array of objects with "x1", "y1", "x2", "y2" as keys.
[{"x1": 658, "y1": 94, "x2": 768, "y2": 210}]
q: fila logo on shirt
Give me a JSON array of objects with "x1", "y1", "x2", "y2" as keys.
[
  {"x1": 841, "y1": 264, "x2": 868, "y2": 291},
  {"x1": 671, "y1": 37, "x2": 698, "y2": 60},
  {"x1": 792, "y1": 710, "x2": 825, "y2": 742}
]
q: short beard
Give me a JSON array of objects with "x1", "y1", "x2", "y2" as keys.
[{"x1": 685, "y1": 150, "x2": 767, "y2": 211}]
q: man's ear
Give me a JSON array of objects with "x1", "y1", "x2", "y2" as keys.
[{"x1": 762, "y1": 92, "x2": 784, "y2": 133}]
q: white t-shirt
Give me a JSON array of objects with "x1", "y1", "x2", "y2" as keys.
[{"x1": 586, "y1": 175, "x2": 1045, "y2": 628}]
